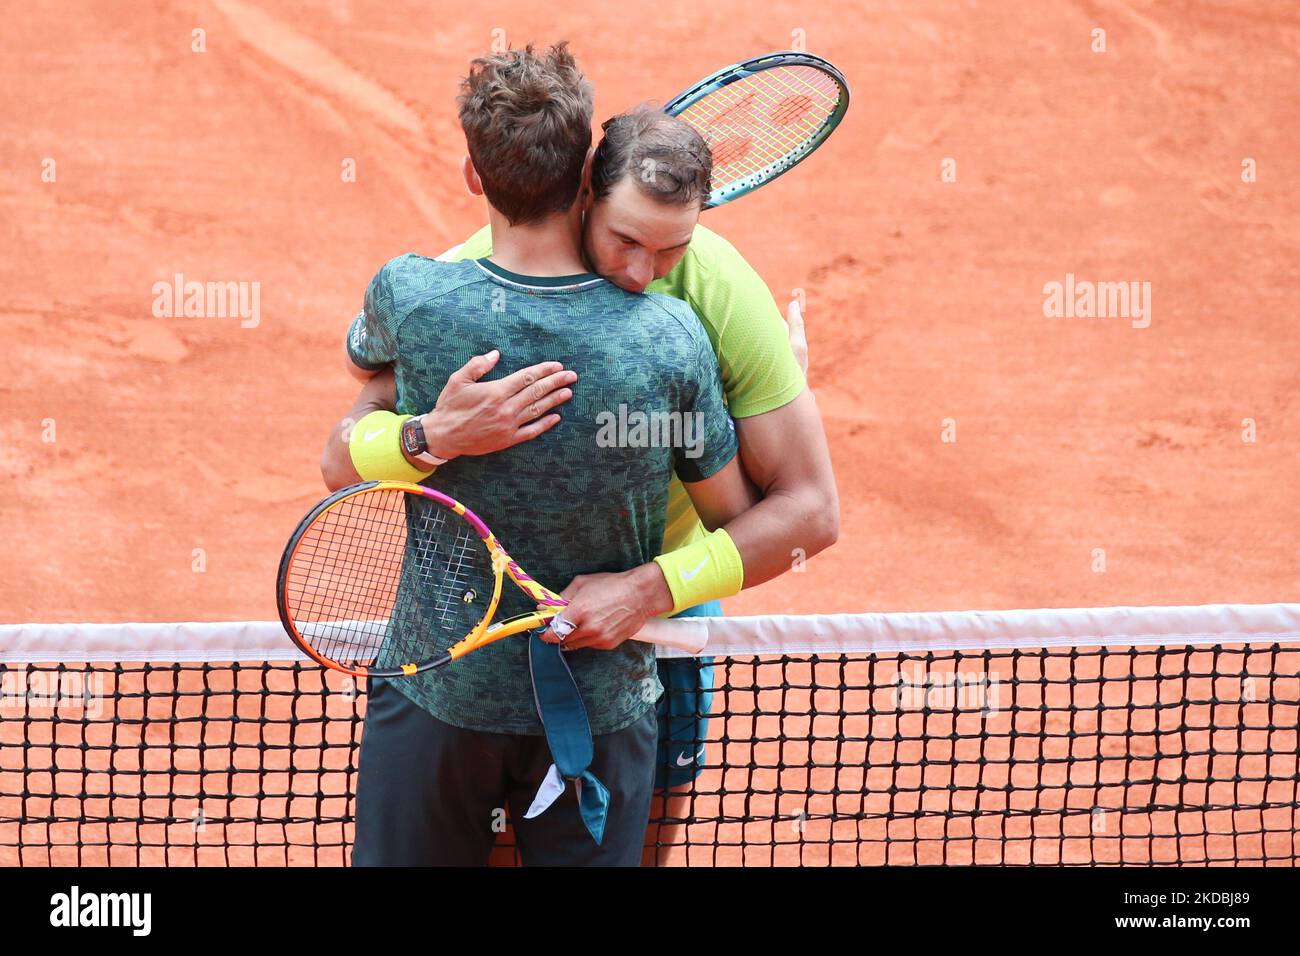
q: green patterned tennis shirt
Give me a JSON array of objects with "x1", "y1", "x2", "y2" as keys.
[{"x1": 347, "y1": 254, "x2": 737, "y2": 735}]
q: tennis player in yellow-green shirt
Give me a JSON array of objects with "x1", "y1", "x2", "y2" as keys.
[{"x1": 322, "y1": 105, "x2": 839, "y2": 847}]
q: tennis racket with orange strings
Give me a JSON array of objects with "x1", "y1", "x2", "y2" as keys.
[{"x1": 663, "y1": 51, "x2": 850, "y2": 208}]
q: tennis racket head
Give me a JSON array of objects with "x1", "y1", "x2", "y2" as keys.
[
  {"x1": 276, "y1": 481, "x2": 562, "y2": 678},
  {"x1": 663, "y1": 51, "x2": 850, "y2": 208}
]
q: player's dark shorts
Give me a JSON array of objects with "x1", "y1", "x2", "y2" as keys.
[
  {"x1": 654, "y1": 599, "x2": 722, "y2": 790},
  {"x1": 353, "y1": 678, "x2": 656, "y2": 866}
]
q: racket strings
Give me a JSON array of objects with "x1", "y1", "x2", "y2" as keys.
[
  {"x1": 708, "y1": 74, "x2": 833, "y2": 168},
  {"x1": 284, "y1": 489, "x2": 494, "y2": 670},
  {"x1": 284, "y1": 492, "x2": 409, "y2": 662},
  {"x1": 413, "y1": 506, "x2": 488, "y2": 627},
  {"x1": 380, "y1": 498, "x2": 493, "y2": 671},
  {"x1": 679, "y1": 65, "x2": 843, "y2": 184}
]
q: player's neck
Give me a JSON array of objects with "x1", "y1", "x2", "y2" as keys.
[{"x1": 485, "y1": 204, "x2": 589, "y2": 277}]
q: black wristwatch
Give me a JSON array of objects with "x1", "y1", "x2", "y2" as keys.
[{"x1": 400, "y1": 416, "x2": 448, "y2": 468}]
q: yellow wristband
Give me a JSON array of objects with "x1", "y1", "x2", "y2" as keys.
[
  {"x1": 348, "y1": 410, "x2": 435, "y2": 482},
  {"x1": 652, "y1": 528, "x2": 744, "y2": 614}
]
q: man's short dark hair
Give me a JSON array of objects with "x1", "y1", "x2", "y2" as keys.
[
  {"x1": 591, "y1": 106, "x2": 713, "y2": 208},
  {"x1": 457, "y1": 42, "x2": 593, "y2": 225}
]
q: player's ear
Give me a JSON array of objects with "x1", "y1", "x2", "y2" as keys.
[
  {"x1": 577, "y1": 148, "x2": 596, "y2": 211},
  {"x1": 462, "y1": 156, "x2": 483, "y2": 196},
  {"x1": 580, "y1": 147, "x2": 595, "y2": 195}
]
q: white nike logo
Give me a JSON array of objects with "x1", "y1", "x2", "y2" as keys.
[
  {"x1": 681, "y1": 557, "x2": 709, "y2": 581},
  {"x1": 675, "y1": 747, "x2": 706, "y2": 767},
  {"x1": 363, "y1": 429, "x2": 384, "y2": 441}
]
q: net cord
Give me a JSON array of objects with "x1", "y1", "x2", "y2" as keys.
[{"x1": 3, "y1": 602, "x2": 1298, "y2": 663}]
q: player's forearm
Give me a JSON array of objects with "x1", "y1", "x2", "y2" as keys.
[
  {"x1": 712, "y1": 484, "x2": 837, "y2": 588},
  {"x1": 321, "y1": 433, "x2": 362, "y2": 490},
  {"x1": 321, "y1": 412, "x2": 383, "y2": 491},
  {"x1": 320, "y1": 369, "x2": 401, "y2": 490},
  {"x1": 641, "y1": 478, "x2": 835, "y2": 616}
]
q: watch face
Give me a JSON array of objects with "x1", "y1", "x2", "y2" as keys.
[{"x1": 401, "y1": 418, "x2": 426, "y2": 456}]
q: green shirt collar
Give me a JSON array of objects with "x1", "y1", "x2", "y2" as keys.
[{"x1": 473, "y1": 257, "x2": 604, "y2": 291}]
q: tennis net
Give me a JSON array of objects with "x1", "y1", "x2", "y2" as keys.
[{"x1": 2, "y1": 606, "x2": 1297, "y2": 866}]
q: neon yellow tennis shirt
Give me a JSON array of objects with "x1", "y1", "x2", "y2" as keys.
[{"x1": 447, "y1": 223, "x2": 806, "y2": 553}]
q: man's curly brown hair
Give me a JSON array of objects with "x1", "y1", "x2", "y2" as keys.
[{"x1": 457, "y1": 42, "x2": 593, "y2": 225}]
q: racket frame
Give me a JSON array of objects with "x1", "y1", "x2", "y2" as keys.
[
  {"x1": 662, "y1": 50, "x2": 850, "y2": 208},
  {"x1": 276, "y1": 480, "x2": 566, "y2": 679}
]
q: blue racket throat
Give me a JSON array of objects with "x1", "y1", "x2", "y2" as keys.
[{"x1": 525, "y1": 633, "x2": 610, "y2": 844}]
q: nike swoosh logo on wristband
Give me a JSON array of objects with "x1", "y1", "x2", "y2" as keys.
[{"x1": 681, "y1": 557, "x2": 710, "y2": 581}]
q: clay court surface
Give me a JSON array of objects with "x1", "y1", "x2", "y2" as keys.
[{"x1": 1, "y1": 2, "x2": 1298, "y2": 866}]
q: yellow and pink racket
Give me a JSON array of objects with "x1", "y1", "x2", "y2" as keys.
[{"x1": 276, "y1": 481, "x2": 694, "y2": 678}]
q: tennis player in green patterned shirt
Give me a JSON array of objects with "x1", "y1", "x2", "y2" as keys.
[
  {"x1": 325, "y1": 98, "x2": 839, "y2": 861},
  {"x1": 447, "y1": 219, "x2": 805, "y2": 555}
]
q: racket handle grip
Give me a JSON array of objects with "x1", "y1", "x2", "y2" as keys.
[{"x1": 635, "y1": 617, "x2": 709, "y2": 655}]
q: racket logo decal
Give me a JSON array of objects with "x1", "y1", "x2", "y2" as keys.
[
  {"x1": 771, "y1": 94, "x2": 813, "y2": 126},
  {"x1": 706, "y1": 91, "x2": 756, "y2": 125},
  {"x1": 710, "y1": 135, "x2": 753, "y2": 168},
  {"x1": 661, "y1": 51, "x2": 849, "y2": 208}
]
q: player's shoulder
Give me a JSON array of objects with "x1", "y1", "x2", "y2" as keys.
[
  {"x1": 585, "y1": 283, "x2": 707, "y2": 351},
  {"x1": 371, "y1": 253, "x2": 484, "y2": 308},
  {"x1": 655, "y1": 224, "x2": 760, "y2": 311},
  {"x1": 680, "y1": 223, "x2": 747, "y2": 272},
  {"x1": 638, "y1": 289, "x2": 707, "y2": 337},
  {"x1": 451, "y1": 225, "x2": 494, "y2": 261},
  {"x1": 684, "y1": 222, "x2": 734, "y2": 256},
  {"x1": 375, "y1": 252, "x2": 479, "y2": 287}
]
